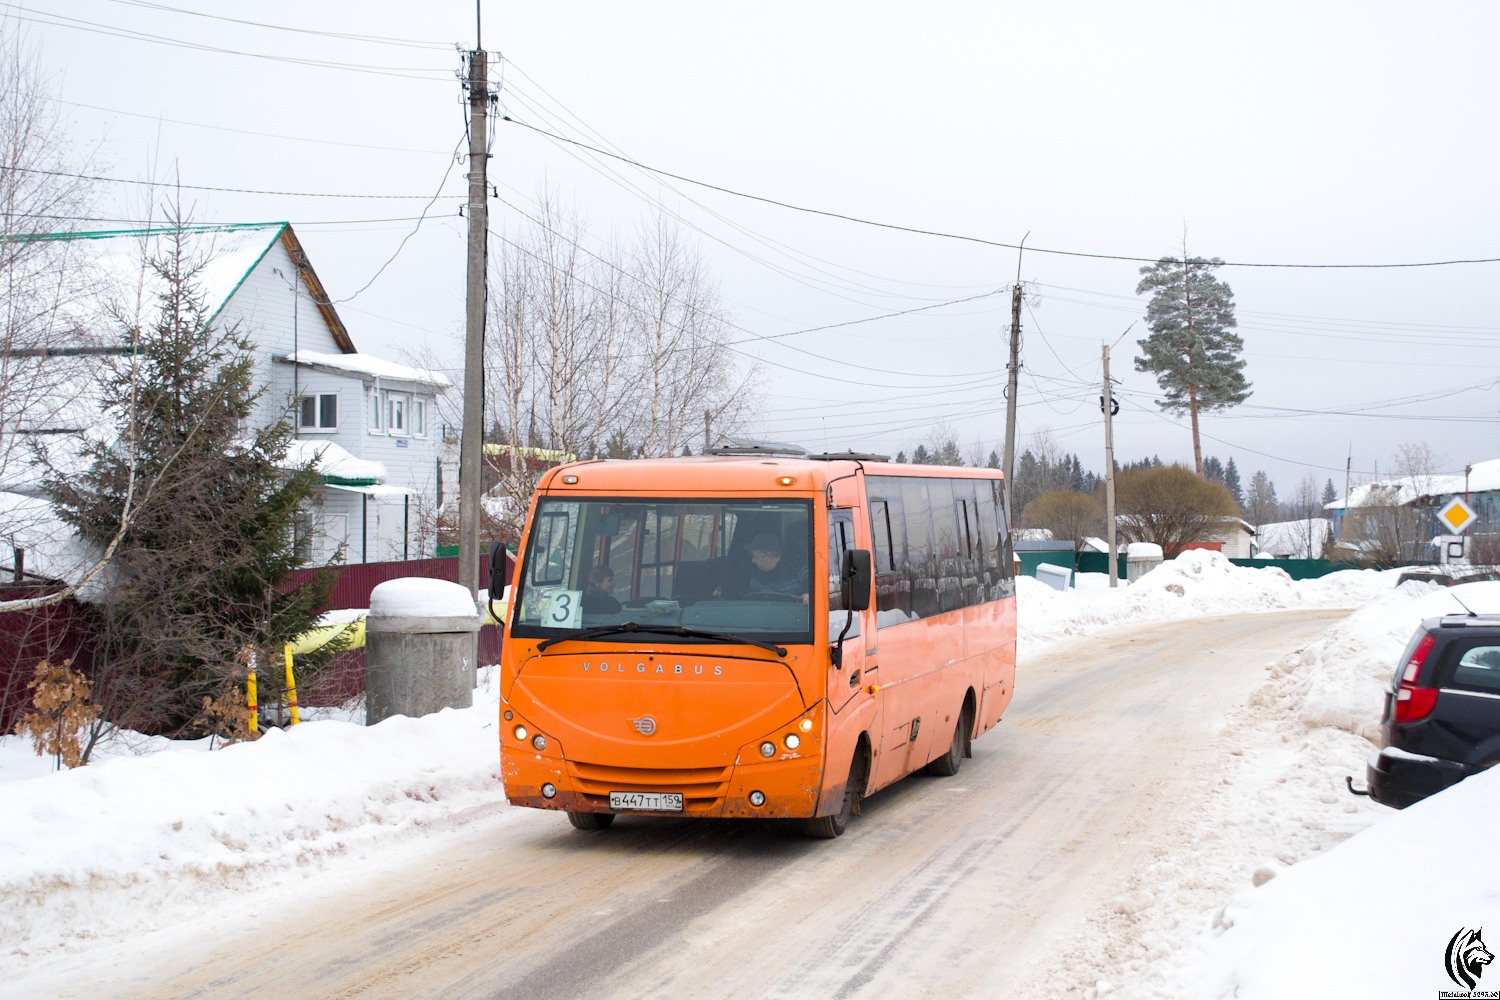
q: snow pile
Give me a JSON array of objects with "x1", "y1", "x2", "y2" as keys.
[
  {"x1": 1198, "y1": 766, "x2": 1500, "y2": 998},
  {"x1": 0, "y1": 678, "x2": 501, "y2": 961},
  {"x1": 1018, "y1": 550, "x2": 1391, "y2": 649}
]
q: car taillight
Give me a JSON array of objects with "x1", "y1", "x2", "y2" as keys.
[{"x1": 1395, "y1": 632, "x2": 1439, "y2": 723}]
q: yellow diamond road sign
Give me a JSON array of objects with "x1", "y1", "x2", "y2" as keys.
[{"x1": 1439, "y1": 497, "x2": 1477, "y2": 534}]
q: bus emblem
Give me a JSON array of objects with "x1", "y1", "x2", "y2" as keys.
[{"x1": 631, "y1": 716, "x2": 658, "y2": 736}]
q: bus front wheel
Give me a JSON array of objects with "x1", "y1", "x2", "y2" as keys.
[
  {"x1": 567, "y1": 811, "x2": 616, "y2": 831},
  {"x1": 804, "y1": 754, "x2": 865, "y2": 839}
]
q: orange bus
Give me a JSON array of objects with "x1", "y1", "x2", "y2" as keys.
[{"x1": 491, "y1": 450, "x2": 1016, "y2": 837}]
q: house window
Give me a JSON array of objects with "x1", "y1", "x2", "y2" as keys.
[
  {"x1": 387, "y1": 393, "x2": 409, "y2": 436},
  {"x1": 293, "y1": 509, "x2": 315, "y2": 562},
  {"x1": 298, "y1": 393, "x2": 337, "y2": 432},
  {"x1": 369, "y1": 388, "x2": 383, "y2": 433},
  {"x1": 412, "y1": 399, "x2": 426, "y2": 437}
]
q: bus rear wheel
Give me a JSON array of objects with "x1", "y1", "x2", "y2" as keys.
[
  {"x1": 567, "y1": 811, "x2": 616, "y2": 830},
  {"x1": 924, "y1": 703, "x2": 971, "y2": 777}
]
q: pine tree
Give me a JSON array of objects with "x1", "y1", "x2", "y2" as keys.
[
  {"x1": 48, "y1": 227, "x2": 332, "y2": 737},
  {"x1": 911, "y1": 443, "x2": 931, "y2": 464},
  {"x1": 1134, "y1": 255, "x2": 1251, "y2": 475},
  {"x1": 1203, "y1": 456, "x2": 1224, "y2": 482}
]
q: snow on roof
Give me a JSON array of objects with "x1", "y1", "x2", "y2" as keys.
[
  {"x1": 283, "y1": 349, "x2": 449, "y2": 388},
  {"x1": 281, "y1": 439, "x2": 386, "y2": 484},
  {"x1": 0, "y1": 491, "x2": 106, "y2": 596},
  {"x1": 1328, "y1": 459, "x2": 1500, "y2": 510}
]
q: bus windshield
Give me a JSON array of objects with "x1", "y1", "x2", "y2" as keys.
[{"x1": 511, "y1": 497, "x2": 814, "y2": 642}]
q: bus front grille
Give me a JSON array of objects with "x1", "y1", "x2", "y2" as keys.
[{"x1": 567, "y1": 760, "x2": 732, "y2": 806}]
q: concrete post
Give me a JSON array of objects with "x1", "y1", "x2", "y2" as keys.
[{"x1": 365, "y1": 578, "x2": 481, "y2": 725}]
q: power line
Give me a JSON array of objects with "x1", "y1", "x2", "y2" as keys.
[
  {"x1": 501, "y1": 115, "x2": 1500, "y2": 271},
  {"x1": 9, "y1": 165, "x2": 465, "y2": 201}
]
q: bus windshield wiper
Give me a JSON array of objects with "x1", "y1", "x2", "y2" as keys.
[{"x1": 538, "y1": 622, "x2": 786, "y2": 657}]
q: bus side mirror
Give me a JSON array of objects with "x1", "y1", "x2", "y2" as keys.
[
  {"x1": 488, "y1": 540, "x2": 510, "y2": 598},
  {"x1": 842, "y1": 549, "x2": 872, "y2": 612}
]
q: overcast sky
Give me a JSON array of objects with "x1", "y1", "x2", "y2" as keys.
[{"x1": 8, "y1": 1, "x2": 1500, "y2": 498}]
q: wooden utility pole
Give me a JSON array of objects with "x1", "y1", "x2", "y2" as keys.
[
  {"x1": 1103, "y1": 344, "x2": 1119, "y2": 588},
  {"x1": 458, "y1": 48, "x2": 490, "y2": 599}
]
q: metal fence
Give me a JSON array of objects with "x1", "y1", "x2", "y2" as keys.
[{"x1": 1, "y1": 553, "x2": 516, "y2": 732}]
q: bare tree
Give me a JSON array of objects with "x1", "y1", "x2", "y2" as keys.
[
  {"x1": 1, "y1": 25, "x2": 111, "y2": 610},
  {"x1": 1284, "y1": 474, "x2": 1324, "y2": 558},
  {"x1": 621, "y1": 212, "x2": 753, "y2": 458},
  {"x1": 1114, "y1": 464, "x2": 1240, "y2": 555},
  {"x1": 1023, "y1": 490, "x2": 1104, "y2": 557},
  {"x1": 481, "y1": 195, "x2": 756, "y2": 542},
  {"x1": 1340, "y1": 443, "x2": 1448, "y2": 567}
]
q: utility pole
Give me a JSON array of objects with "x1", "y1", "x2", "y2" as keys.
[
  {"x1": 1002, "y1": 282, "x2": 1022, "y2": 485},
  {"x1": 458, "y1": 47, "x2": 490, "y2": 600},
  {"x1": 1103, "y1": 344, "x2": 1119, "y2": 588}
]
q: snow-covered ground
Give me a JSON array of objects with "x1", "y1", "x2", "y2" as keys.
[{"x1": 3, "y1": 551, "x2": 1497, "y2": 997}]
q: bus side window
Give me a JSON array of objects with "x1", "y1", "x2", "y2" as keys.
[{"x1": 901, "y1": 478, "x2": 937, "y2": 619}]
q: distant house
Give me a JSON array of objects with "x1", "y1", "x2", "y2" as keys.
[
  {"x1": 1, "y1": 222, "x2": 448, "y2": 579},
  {"x1": 1255, "y1": 518, "x2": 1332, "y2": 559},
  {"x1": 1326, "y1": 459, "x2": 1500, "y2": 562}
]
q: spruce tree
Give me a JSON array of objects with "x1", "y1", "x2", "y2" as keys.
[
  {"x1": 1224, "y1": 457, "x2": 1245, "y2": 511},
  {"x1": 48, "y1": 227, "x2": 332, "y2": 737}
]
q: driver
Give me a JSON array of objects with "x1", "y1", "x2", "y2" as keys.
[{"x1": 745, "y1": 533, "x2": 809, "y2": 604}]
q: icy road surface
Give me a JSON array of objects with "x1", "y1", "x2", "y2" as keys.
[{"x1": 18, "y1": 609, "x2": 1350, "y2": 999}]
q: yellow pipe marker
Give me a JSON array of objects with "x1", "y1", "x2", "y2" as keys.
[{"x1": 283, "y1": 644, "x2": 301, "y2": 726}]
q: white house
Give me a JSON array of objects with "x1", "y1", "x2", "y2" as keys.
[{"x1": 2, "y1": 222, "x2": 448, "y2": 575}]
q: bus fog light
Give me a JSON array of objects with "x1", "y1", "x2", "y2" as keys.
[
  {"x1": 541, "y1": 783, "x2": 557, "y2": 799},
  {"x1": 759, "y1": 742, "x2": 776, "y2": 758},
  {"x1": 784, "y1": 734, "x2": 801, "y2": 750},
  {"x1": 748, "y1": 790, "x2": 766, "y2": 807},
  {"x1": 514, "y1": 725, "x2": 528, "y2": 741},
  {"x1": 532, "y1": 734, "x2": 548, "y2": 751}
]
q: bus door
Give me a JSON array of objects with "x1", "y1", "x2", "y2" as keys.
[{"x1": 826, "y1": 506, "x2": 875, "y2": 717}]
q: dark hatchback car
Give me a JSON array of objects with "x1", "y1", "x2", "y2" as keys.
[{"x1": 1363, "y1": 613, "x2": 1500, "y2": 808}]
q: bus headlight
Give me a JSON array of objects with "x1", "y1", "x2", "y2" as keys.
[
  {"x1": 759, "y1": 742, "x2": 776, "y2": 758},
  {"x1": 532, "y1": 734, "x2": 548, "y2": 751},
  {"x1": 514, "y1": 725, "x2": 528, "y2": 741},
  {"x1": 784, "y1": 734, "x2": 801, "y2": 750}
]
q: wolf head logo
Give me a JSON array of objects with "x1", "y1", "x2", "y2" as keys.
[{"x1": 1446, "y1": 927, "x2": 1495, "y2": 990}]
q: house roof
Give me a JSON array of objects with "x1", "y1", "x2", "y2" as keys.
[
  {"x1": 1325, "y1": 458, "x2": 1500, "y2": 510},
  {"x1": 7, "y1": 222, "x2": 355, "y2": 353}
]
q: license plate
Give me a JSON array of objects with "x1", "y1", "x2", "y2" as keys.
[{"x1": 608, "y1": 791, "x2": 683, "y2": 812}]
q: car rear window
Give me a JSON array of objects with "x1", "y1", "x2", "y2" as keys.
[{"x1": 1452, "y1": 644, "x2": 1500, "y2": 694}]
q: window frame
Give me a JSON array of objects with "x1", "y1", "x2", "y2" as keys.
[{"x1": 297, "y1": 392, "x2": 338, "y2": 433}]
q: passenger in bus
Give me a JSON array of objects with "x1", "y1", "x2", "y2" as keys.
[
  {"x1": 745, "y1": 533, "x2": 809, "y2": 603},
  {"x1": 582, "y1": 565, "x2": 622, "y2": 614}
]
